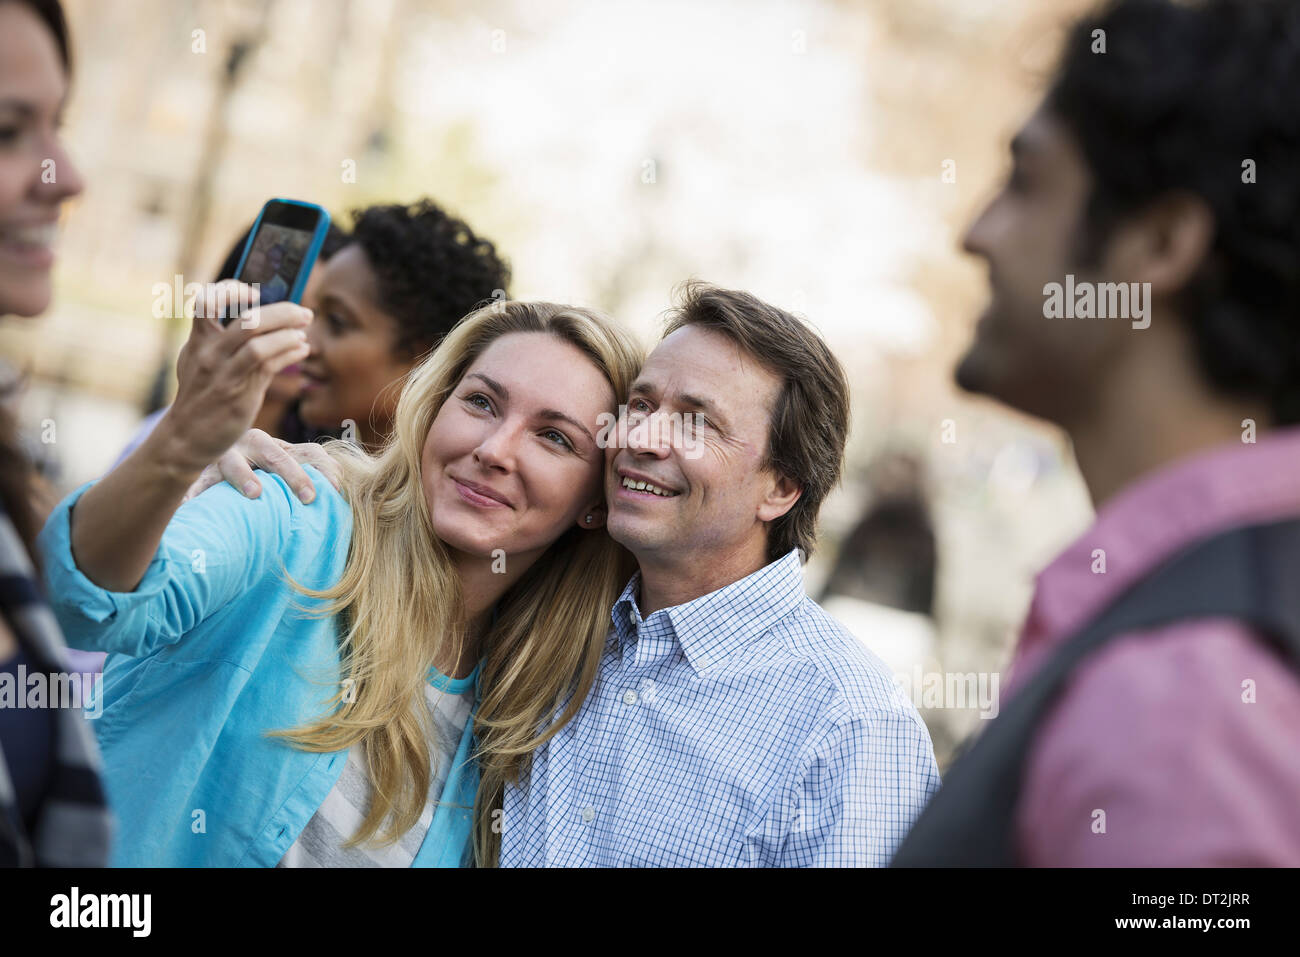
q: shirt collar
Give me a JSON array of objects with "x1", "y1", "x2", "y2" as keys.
[{"x1": 611, "y1": 548, "x2": 807, "y2": 675}]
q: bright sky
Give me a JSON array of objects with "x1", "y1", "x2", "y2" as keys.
[{"x1": 394, "y1": 0, "x2": 943, "y2": 363}]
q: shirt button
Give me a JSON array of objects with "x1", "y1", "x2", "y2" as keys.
[
  {"x1": 580, "y1": 806, "x2": 595, "y2": 823},
  {"x1": 623, "y1": 689, "x2": 639, "y2": 705}
]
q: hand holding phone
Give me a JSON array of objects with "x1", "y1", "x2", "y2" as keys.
[
  {"x1": 227, "y1": 199, "x2": 331, "y2": 325},
  {"x1": 174, "y1": 282, "x2": 314, "y2": 470}
]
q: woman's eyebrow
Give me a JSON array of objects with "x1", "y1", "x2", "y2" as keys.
[
  {"x1": 467, "y1": 372, "x2": 507, "y2": 397},
  {"x1": 466, "y1": 373, "x2": 595, "y2": 445},
  {"x1": 538, "y1": 409, "x2": 594, "y2": 445},
  {"x1": 320, "y1": 291, "x2": 356, "y2": 317}
]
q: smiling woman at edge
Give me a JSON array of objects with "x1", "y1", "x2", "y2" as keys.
[
  {"x1": 39, "y1": 291, "x2": 643, "y2": 867},
  {"x1": 0, "y1": 0, "x2": 108, "y2": 867}
]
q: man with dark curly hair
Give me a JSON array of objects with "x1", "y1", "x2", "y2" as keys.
[
  {"x1": 894, "y1": 0, "x2": 1300, "y2": 866},
  {"x1": 299, "y1": 198, "x2": 511, "y2": 450}
]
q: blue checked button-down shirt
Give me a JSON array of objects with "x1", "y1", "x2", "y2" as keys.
[{"x1": 500, "y1": 549, "x2": 941, "y2": 866}]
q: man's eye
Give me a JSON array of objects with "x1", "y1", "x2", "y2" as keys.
[{"x1": 628, "y1": 398, "x2": 651, "y2": 414}]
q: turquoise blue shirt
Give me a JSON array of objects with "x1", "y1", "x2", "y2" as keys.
[{"x1": 36, "y1": 465, "x2": 479, "y2": 867}]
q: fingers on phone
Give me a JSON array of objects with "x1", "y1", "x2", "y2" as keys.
[
  {"x1": 193, "y1": 279, "x2": 252, "y2": 323},
  {"x1": 233, "y1": 327, "x2": 309, "y2": 376},
  {"x1": 226, "y1": 302, "x2": 312, "y2": 337},
  {"x1": 270, "y1": 338, "x2": 312, "y2": 377}
]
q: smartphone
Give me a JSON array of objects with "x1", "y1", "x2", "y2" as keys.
[{"x1": 225, "y1": 199, "x2": 331, "y2": 325}]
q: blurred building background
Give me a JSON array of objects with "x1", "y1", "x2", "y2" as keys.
[{"x1": 1, "y1": 0, "x2": 1101, "y2": 765}]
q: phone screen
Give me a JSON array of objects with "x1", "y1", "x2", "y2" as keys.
[{"x1": 239, "y1": 221, "x2": 315, "y2": 306}]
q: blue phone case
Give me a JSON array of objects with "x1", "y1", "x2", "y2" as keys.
[{"x1": 232, "y1": 199, "x2": 331, "y2": 305}]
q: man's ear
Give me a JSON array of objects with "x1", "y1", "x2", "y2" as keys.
[
  {"x1": 1118, "y1": 190, "x2": 1215, "y2": 296},
  {"x1": 578, "y1": 503, "x2": 608, "y2": 530},
  {"x1": 757, "y1": 472, "x2": 802, "y2": 523}
]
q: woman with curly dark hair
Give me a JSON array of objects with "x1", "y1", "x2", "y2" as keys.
[
  {"x1": 118, "y1": 200, "x2": 509, "y2": 462},
  {"x1": 298, "y1": 199, "x2": 512, "y2": 451}
]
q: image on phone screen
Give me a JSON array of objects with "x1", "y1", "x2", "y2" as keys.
[{"x1": 239, "y1": 222, "x2": 315, "y2": 306}]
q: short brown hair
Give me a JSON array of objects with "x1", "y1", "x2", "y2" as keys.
[{"x1": 661, "y1": 280, "x2": 850, "y2": 563}]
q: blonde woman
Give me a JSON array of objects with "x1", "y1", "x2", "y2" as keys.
[{"x1": 37, "y1": 285, "x2": 642, "y2": 867}]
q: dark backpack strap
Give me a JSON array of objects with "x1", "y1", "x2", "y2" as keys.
[{"x1": 891, "y1": 518, "x2": 1300, "y2": 867}]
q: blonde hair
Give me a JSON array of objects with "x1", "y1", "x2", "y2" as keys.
[{"x1": 271, "y1": 300, "x2": 643, "y2": 866}]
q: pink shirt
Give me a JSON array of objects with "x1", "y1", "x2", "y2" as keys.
[{"x1": 1008, "y1": 426, "x2": 1300, "y2": 866}]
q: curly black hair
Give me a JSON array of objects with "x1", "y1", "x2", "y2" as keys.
[
  {"x1": 344, "y1": 198, "x2": 511, "y2": 359},
  {"x1": 1049, "y1": 0, "x2": 1300, "y2": 426}
]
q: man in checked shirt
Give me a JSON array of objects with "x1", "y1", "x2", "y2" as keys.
[{"x1": 498, "y1": 280, "x2": 941, "y2": 867}]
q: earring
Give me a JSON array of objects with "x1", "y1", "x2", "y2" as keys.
[{"x1": 584, "y1": 514, "x2": 593, "y2": 524}]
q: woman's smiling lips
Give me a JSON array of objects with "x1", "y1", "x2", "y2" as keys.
[
  {"x1": 450, "y1": 475, "x2": 513, "y2": 508},
  {"x1": 299, "y1": 367, "x2": 328, "y2": 392},
  {"x1": 0, "y1": 220, "x2": 59, "y2": 269}
]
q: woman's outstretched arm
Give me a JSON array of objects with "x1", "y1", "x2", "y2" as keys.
[{"x1": 67, "y1": 283, "x2": 311, "y2": 592}]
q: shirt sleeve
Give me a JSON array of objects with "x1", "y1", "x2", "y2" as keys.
[
  {"x1": 776, "y1": 708, "x2": 941, "y2": 867},
  {"x1": 1017, "y1": 620, "x2": 1300, "y2": 866},
  {"x1": 35, "y1": 467, "x2": 320, "y2": 659}
]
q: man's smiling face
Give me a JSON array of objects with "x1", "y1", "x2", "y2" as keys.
[{"x1": 605, "y1": 324, "x2": 791, "y2": 566}]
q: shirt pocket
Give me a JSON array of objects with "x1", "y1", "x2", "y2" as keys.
[{"x1": 611, "y1": 773, "x2": 763, "y2": 867}]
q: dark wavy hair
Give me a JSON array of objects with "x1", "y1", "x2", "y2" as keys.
[
  {"x1": 1049, "y1": 0, "x2": 1300, "y2": 425},
  {"x1": 345, "y1": 199, "x2": 511, "y2": 359}
]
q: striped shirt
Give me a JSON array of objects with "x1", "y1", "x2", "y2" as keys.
[
  {"x1": 0, "y1": 505, "x2": 111, "y2": 867},
  {"x1": 500, "y1": 549, "x2": 940, "y2": 867},
  {"x1": 278, "y1": 678, "x2": 474, "y2": 867}
]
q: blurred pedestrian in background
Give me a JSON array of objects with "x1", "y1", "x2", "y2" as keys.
[{"x1": 819, "y1": 452, "x2": 937, "y2": 683}]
